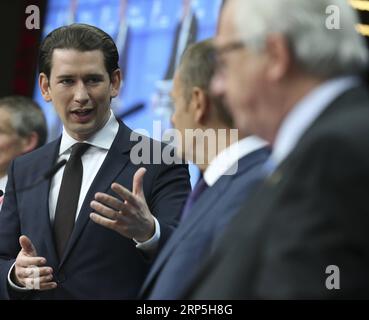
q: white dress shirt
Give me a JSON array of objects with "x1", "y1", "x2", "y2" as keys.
[
  {"x1": 270, "y1": 76, "x2": 360, "y2": 169},
  {"x1": 0, "y1": 175, "x2": 7, "y2": 191},
  {"x1": 49, "y1": 111, "x2": 118, "y2": 223},
  {"x1": 8, "y1": 110, "x2": 160, "y2": 290},
  {"x1": 0, "y1": 175, "x2": 7, "y2": 211},
  {"x1": 204, "y1": 135, "x2": 268, "y2": 187}
]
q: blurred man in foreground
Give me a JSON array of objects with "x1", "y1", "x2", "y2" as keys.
[{"x1": 186, "y1": 0, "x2": 369, "y2": 299}]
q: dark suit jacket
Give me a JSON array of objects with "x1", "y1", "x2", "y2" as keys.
[
  {"x1": 186, "y1": 84, "x2": 369, "y2": 299},
  {"x1": 140, "y1": 147, "x2": 270, "y2": 299},
  {"x1": 0, "y1": 121, "x2": 190, "y2": 299}
]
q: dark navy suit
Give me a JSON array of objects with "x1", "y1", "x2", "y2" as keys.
[
  {"x1": 186, "y1": 85, "x2": 369, "y2": 299},
  {"x1": 139, "y1": 146, "x2": 270, "y2": 299},
  {"x1": 0, "y1": 121, "x2": 190, "y2": 299}
]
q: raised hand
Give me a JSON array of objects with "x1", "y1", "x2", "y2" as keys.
[
  {"x1": 13, "y1": 235, "x2": 57, "y2": 290},
  {"x1": 90, "y1": 168, "x2": 155, "y2": 242}
]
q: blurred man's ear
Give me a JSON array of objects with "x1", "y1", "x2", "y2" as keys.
[
  {"x1": 20, "y1": 132, "x2": 39, "y2": 154},
  {"x1": 39, "y1": 73, "x2": 52, "y2": 102},
  {"x1": 110, "y1": 69, "x2": 122, "y2": 98},
  {"x1": 265, "y1": 34, "x2": 292, "y2": 82},
  {"x1": 191, "y1": 87, "x2": 209, "y2": 125}
]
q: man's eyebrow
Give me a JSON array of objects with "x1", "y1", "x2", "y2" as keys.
[
  {"x1": 84, "y1": 73, "x2": 104, "y2": 78},
  {"x1": 56, "y1": 73, "x2": 105, "y2": 79},
  {"x1": 56, "y1": 74, "x2": 75, "y2": 79}
]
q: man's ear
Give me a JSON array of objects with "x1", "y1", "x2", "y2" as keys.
[
  {"x1": 191, "y1": 87, "x2": 209, "y2": 125},
  {"x1": 39, "y1": 73, "x2": 52, "y2": 102},
  {"x1": 20, "y1": 132, "x2": 39, "y2": 154},
  {"x1": 265, "y1": 34, "x2": 292, "y2": 82},
  {"x1": 110, "y1": 69, "x2": 122, "y2": 98}
]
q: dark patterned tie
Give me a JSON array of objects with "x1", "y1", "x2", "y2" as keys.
[
  {"x1": 54, "y1": 143, "x2": 90, "y2": 259},
  {"x1": 180, "y1": 176, "x2": 208, "y2": 221}
]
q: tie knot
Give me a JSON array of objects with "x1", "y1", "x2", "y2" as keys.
[
  {"x1": 70, "y1": 143, "x2": 90, "y2": 159},
  {"x1": 179, "y1": 176, "x2": 208, "y2": 222}
]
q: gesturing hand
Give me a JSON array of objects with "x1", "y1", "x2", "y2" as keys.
[
  {"x1": 90, "y1": 168, "x2": 155, "y2": 242},
  {"x1": 13, "y1": 235, "x2": 57, "y2": 290}
]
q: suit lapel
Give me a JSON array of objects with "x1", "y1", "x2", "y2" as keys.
[
  {"x1": 59, "y1": 122, "x2": 132, "y2": 267},
  {"x1": 37, "y1": 138, "x2": 62, "y2": 267},
  {"x1": 141, "y1": 147, "x2": 270, "y2": 295},
  {"x1": 169, "y1": 176, "x2": 230, "y2": 247},
  {"x1": 163, "y1": 174, "x2": 230, "y2": 259},
  {"x1": 141, "y1": 176, "x2": 231, "y2": 295}
]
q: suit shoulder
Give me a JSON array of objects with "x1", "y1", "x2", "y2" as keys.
[
  {"x1": 297, "y1": 85, "x2": 369, "y2": 153},
  {"x1": 319, "y1": 85, "x2": 369, "y2": 134},
  {"x1": 13, "y1": 139, "x2": 60, "y2": 167}
]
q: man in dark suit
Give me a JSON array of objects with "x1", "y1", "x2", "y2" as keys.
[
  {"x1": 0, "y1": 23, "x2": 190, "y2": 299},
  {"x1": 0, "y1": 96, "x2": 47, "y2": 211},
  {"x1": 134, "y1": 39, "x2": 269, "y2": 299},
  {"x1": 186, "y1": 0, "x2": 369, "y2": 299}
]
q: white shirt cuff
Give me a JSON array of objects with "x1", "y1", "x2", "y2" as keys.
[
  {"x1": 133, "y1": 217, "x2": 160, "y2": 251},
  {"x1": 7, "y1": 262, "x2": 32, "y2": 292}
]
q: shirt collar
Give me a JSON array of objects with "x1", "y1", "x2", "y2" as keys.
[
  {"x1": 0, "y1": 175, "x2": 7, "y2": 191},
  {"x1": 271, "y1": 76, "x2": 360, "y2": 166},
  {"x1": 204, "y1": 135, "x2": 268, "y2": 187},
  {"x1": 59, "y1": 109, "x2": 119, "y2": 156}
]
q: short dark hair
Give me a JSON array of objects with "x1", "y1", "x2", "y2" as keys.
[
  {"x1": 0, "y1": 96, "x2": 47, "y2": 148},
  {"x1": 179, "y1": 39, "x2": 234, "y2": 127},
  {"x1": 39, "y1": 23, "x2": 119, "y2": 79}
]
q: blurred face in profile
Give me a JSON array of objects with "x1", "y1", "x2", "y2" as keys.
[
  {"x1": 211, "y1": 0, "x2": 269, "y2": 138},
  {"x1": 0, "y1": 108, "x2": 29, "y2": 177},
  {"x1": 39, "y1": 49, "x2": 121, "y2": 141}
]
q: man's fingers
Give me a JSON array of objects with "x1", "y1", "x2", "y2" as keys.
[
  {"x1": 19, "y1": 235, "x2": 37, "y2": 256},
  {"x1": 111, "y1": 183, "x2": 140, "y2": 208},
  {"x1": 132, "y1": 168, "x2": 146, "y2": 197},
  {"x1": 90, "y1": 200, "x2": 119, "y2": 220},
  {"x1": 93, "y1": 193, "x2": 124, "y2": 212},
  {"x1": 39, "y1": 282, "x2": 57, "y2": 291},
  {"x1": 16, "y1": 266, "x2": 53, "y2": 279},
  {"x1": 23, "y1": 266, "x2": 53, "y2": 277},
  {"x1": 23, "y1": 278, "x2": 57, "y2": 291},
  {"x1": 16, "y1": 256, "x2": 46, "y2": 268},
  {"x1": 90, "y1": 212, "x2": 122, "y2": 231},
  {"x1": 16, "y1": 267, "x2": 38, "y2": 280},
  {"x1": 38, "y1": 274, "x2": 55, "y2": 284},
  {"x1": 39, "y1": 267, "x2": 53, "y2": 277}
]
